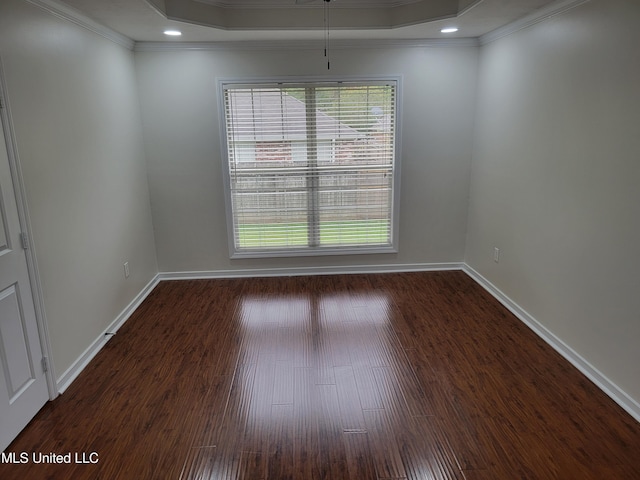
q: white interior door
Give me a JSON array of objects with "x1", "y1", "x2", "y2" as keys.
[{"x1": 0, "y1": 101, "x2": 49, "y2": 452}]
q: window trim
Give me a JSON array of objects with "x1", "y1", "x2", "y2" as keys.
[{"x1": 218, "y1": 76, "x2": 402, "y2": 259}]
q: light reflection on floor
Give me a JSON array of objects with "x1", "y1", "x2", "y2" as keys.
[
  {"x1": 198, "y1": 291, "x2": 445, "y2": 479},
  {"x1": 236, "y1": 293, "x2": 395, "y2": 422}
]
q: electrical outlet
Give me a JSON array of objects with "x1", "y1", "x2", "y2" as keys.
[
  {"x1": 493, "y1": 247, "x2": 500, "y2": 263},
  {"x1": 123, "y1": 261, "x2": 130, "y2": 278}
]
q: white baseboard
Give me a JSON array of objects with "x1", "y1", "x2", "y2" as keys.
[
  {"x1": 463, "y1": 265, "x2": 640, "y2": 423},
  {"x1": 55, "y1": 264, "x2": 459, "y2": 394},
  {"x1": 54, "y1": 263, "x2": 640, "y2": 425},
  {"x1": 56, "y1": 275, "x2": 160, "y2": 393},
  {"x1": 158, "y1": 262, "x2": 464, "y2": 280}
]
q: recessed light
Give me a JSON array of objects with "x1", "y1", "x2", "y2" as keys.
[
  {"x1": 164, "y1": 30, "x2": 182, "y2": 36},
  {"x1": 441, "y1": 27, "x2": 459, "y2": 34}
]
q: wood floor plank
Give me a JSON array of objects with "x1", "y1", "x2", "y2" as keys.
[
  {"x1": 334, "y1": 365, "x2": 367, "y2": 433},
  {"x1": 265, "y1": 404, "x2": 294, "y2": 480},
  {"x1": 1, "y1": 271, "x2": 638, "y2": 479},
  {"x1": 396, "y1": 415, "x2": 465, "y2": 480},
  {"x1": 342, "y1": 430, "x2": 378, "y2": 479},
  {"x1": 362, "y1": 408, "x2": 408, "y2": 479}
]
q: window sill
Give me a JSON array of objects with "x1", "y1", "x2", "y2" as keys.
[{"x1": 230, "y1": 244, "x2": 398, "y2": 259}]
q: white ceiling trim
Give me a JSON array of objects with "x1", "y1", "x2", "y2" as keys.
[
  {"x1": 196, "y1": 0, "x2": 426, "y2": 8},
  {"x1": 26, "y1": 0, "x2": 135, "y2": 50},
  {"x1": 479, "y1": 0, "x2": 591, "y2": 45},
  {"x1": 134, "y1": 37, "x2": 479, "y2": 52},
  {"x1": 457, "y1": 0, "x2": 484, "y2": 17}
]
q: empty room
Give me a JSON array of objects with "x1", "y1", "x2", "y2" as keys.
[{"x1": 0, "y1": 0, "x2": 639, "y2": 478}]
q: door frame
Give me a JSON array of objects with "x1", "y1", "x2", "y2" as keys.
[{"x1": 0, "y1": 57, "x2": 57, "y2": 400}]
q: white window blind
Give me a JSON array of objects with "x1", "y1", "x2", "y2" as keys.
[{"x1": 221, "y1": 80, "x2": 398, "y2": 257}]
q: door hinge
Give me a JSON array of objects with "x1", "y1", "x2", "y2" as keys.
[
  {"x1": 20, "y1": 232, "x2": 29, "y2": 250},
  {"x1": 41, "y1": 357, "x2": 49, "y2": 373}
]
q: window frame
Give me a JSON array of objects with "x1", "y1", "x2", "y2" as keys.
[{"x1": 218, "y1": 76, "x2": 402, "y2": 259}]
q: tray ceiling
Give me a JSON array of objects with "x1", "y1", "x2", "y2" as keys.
[{"x1": 55, "y1": 0, "x2": 561, "y2": 42}]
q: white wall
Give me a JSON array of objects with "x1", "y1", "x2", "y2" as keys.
[
  {"x1": 0, "y1": 0, "x2": 157, "y2": 379},
  {"x1": 466, "y1": 0, "x2": 640, "y2": 405},
  {"x1": 135, "y1": 44, "x2": 478, "y2": 273}
]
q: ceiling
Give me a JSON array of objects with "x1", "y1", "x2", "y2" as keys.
[{"x1": 56, "y1": 0, "x2": 561, "y2": 43}]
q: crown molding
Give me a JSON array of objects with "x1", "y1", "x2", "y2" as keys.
[
  {"x1": 479, "y1": 0, "x2": 591, "y2": 45},
  {"x1": 196, "y1": 0, "x2": 426, "y2": 8},
  {"x1": 26, "y1": 0, "x2": 135, "y2": 50},
  {"x1": 134, "y1": 37, "x2": 479, "y2": 52}
]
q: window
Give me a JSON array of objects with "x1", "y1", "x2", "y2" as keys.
[{"x1": 220, "y1": 79, "x2": 400, "y2": 258}]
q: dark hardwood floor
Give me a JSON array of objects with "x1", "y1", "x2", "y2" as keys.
[{"x1": 2, "y1": 271, "x2": 639, "y2": 479}]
